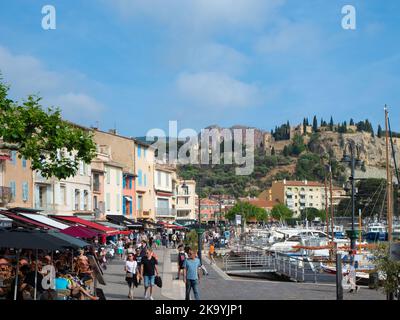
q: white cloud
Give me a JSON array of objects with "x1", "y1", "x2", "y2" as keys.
[
  {"x1": 176, "y1": 72, "x2": 262, "y2": 109},
  {"x1": 109, "y1": 0, "x2": 285, "y2": 33},
  {"x1": 166, "y1": 42, "x2": 249, "y2": 76},
  {"x1": 51, "y1": 93, "x2": 105, "y2": 121},
  {"x1": 255, "y1": 20, "x2": 323, "y2": 55},
  {"x1": 0, "y1": 45, "x2": 104, "y2": 122}
]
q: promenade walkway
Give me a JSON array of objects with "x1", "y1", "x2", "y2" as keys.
[{"x1": 99, "y1": 247, "x2": 385, "y2": 300}]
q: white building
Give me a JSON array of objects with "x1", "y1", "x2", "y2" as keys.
[
  {"x1": 175, "y1": 180, "x2": 197, "y2": 222},
  {"x1": 154, "y1": 164, "x2": 176, "y2": 222},
  {"x1": 104, "y1": 161, "x2": 124, "y2": 216},
  {"x1": 34, "y1": 160, "x2": 92, "y2": 215}
]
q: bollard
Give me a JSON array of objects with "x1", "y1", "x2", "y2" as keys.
[{"x1": 336, "y1": 253, "x2": 343, "y2": 300}]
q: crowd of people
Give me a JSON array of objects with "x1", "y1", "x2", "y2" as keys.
[{"x1": 0, "y1": 247, "x2": 100, "y2": 300}]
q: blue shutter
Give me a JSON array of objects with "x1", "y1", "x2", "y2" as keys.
[
  {"x1": 22, "y1": 157, "x2": 27, "y2": 168},
  {"x1": 129, "y1": 178, "x2": 132, "y2": 189},
  {"x1": 123, "y1": 176, "x2": 126, "y2": 189},
  {"x1": 123, "y1": 197, "x2": 126, "y2": 216},
  {"x1": 129, "y1": 199, "x2": 133, "y2": 214},
  {"x1": 11, "y1": 151, "x2": 17, "y2": 165}
]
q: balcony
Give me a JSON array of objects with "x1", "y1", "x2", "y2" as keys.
[
  {"x1": 286, "y1": 190, "x2": 293, "y2": 196},
  {"x1": 155, "y1": 207, "x2": 177, "y2": 217},
  {"x1": 0, "y1": 186, "x2": 12, "y2": 204},
  {"x1": 299, "y1": 191, "x2": 306, "y2": 196},
  {"x1": 299, "y1": 198, "x2": 306, "y2": 204}
]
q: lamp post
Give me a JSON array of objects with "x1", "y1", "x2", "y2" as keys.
[
  {"x1": 183, "y1": 179, "x2": 203, "y2": 263},
  {"x1": 341, "y1": 140, "x2": 364, "y2": 252}
]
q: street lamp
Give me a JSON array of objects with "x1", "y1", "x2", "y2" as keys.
[{"x1": 341, "y1": 140, "x2": 364, "y2": 252}]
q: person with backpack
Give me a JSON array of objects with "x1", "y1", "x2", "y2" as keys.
[{"x1": 176, "y1": 245, "x2": 186, "y2": 280}]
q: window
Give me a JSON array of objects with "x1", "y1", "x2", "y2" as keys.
[
  {"x1": 106, "y1": 167, "x2": 110, "y2": 184},
  {"x1": 84, "y1": 190, "x2": 89, "y2": 210},
  {"x1": 157, "y1": 171, "x2": 162, "y2": 186},
  {"x1": 60, "y1": 185, "x2": 66, "y2": 205},
  {"x1": 74, "y1": 190, "x2": 80, "y2": 211},
  {"x1": 10, "y1": 151, "x2": 17, "y2": 165},
  {"x1": 22, "y1": 157, "x2": 27, "y2": 168},
  {"x1": 138, "y1": 170, "x2": 143, "y2": 186},
  {"x1": 106, "y1": 193, "x2": 110, "y2": 211},
  {"x1": 184, "y1": 198, "x2": 189, "y2": 205},
  {"x1": 94, "y1": 196, "x2": 98, "y2": 210},
  {"x1": 93, "y1": 174, "x2": 100, "y2": 192},
  {"x1": 22, "y1": 182, "x2": 28, "y2": 202},
  {"x1": 137, "y1": 145, "x2": 141, "y2": 158},
  {"x1": 116, "y1": 170, "x2": 120, "y2": 185},
  {"x1": 9, "y1": 181, "x2": 16, "y2": 200},
  {"x1": 166, "y1": 174, "x2": 170, "y2": 187},
  {"x1": 144, "y1": 174, "x2": 147, "y2": 187}
]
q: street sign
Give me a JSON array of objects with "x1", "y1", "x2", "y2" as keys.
[{"x1": 235, "y1": 215, "x2": 242, "y2": 226}]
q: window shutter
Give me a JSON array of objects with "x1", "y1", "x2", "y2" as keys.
[
  {"x1": 129, "y1": 178, "x2": 132, "y2": 189},
  {"x1": 35, "y1": 185, "x2": 40, "y2": 208},
  {"x1": 80, "y1": 190, "x2": 84, "y2": 210}
]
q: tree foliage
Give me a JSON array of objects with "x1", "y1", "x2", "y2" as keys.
[
  {"x1": 270, "y1": 204, "x2": 293, "y2": 221},
  {"x1": 0, "y1": 78, "x2": 96, "y2": 179},
  {"x1": 225, "y1": 201, "x2": 268, "y2": 222}
]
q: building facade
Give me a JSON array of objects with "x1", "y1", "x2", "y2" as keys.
[
  {"x1": 270, "y1": 179, "x2": 344, "y2": 218},
  {"x1": 135, "y1": 141, "x2": 156, "y2": 221},
  {"x1": 154, "y1": 163, "x2": 176, "y2": 222},
  {"x1": 175, "y1": 180, "x2": 197, "y2": 222},
  {"x1": 0, "y1": 151, "x2": 33, "y2": 209}
]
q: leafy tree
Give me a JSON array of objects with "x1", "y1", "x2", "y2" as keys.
[
  {"x1": 225, "y1": 201, "x2": 268, "y2": 222},
  {"x1": 291, "y1": 134, "x2": 306, "y2": 156},
  {"x1": 271, "y1": 204, "x2": 293, "y2": 222},
  {"x1": 0, "y1": 78, "x2": 96, "y2": 179},
  {"x1": 301, "y1": 207, "x2": 326, "y2": 221},
  {"x1": 372, "y1": 243, "x2": 400, "y2": 300},
  {"x1": 184, "y1": 230, "x2": 199, "y2": 252}
]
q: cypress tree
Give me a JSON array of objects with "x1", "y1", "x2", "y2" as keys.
[
  {"x1": 377, "y1": 125, "x2": 382, "y2": 138},
  {"x1": 312, "y1": 116, "x2": 318, "y2": 132},
  {"x1": 329, "y1": 116, "x2": 334, "y2": 130}
]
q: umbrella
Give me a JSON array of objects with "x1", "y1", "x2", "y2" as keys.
[
  {"x1": 60, "y1": 225, "x2": 99, "y2": 238},
  {"x1": 0, "y1": 230, "x2": 65, "y2": 300},
  {"x1": 48, "y1": 231, "x2": 91, "y2": 248}
]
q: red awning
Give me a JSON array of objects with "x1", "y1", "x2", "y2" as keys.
[
  {"x1": 54, "y1": 216, "x2": 119, "y2": 235},
  {"x1": 0, "y1": 155, "x2": 11, "y2": 160},
  {"x1": 1, "y1": 212, "x2": 56, "y2": 230}
]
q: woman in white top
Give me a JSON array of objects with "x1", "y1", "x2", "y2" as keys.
[{"x1": 124, "y1": 254, "x2": 138, "y2": 299}]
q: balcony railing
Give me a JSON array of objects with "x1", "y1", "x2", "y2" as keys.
[{"x1": 155, "y1": 207, "x2": 177, "y2": 217}]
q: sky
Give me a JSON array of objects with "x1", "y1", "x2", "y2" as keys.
[{"x1": 0, "y1": 0, "x2": 399, "y2": 137}]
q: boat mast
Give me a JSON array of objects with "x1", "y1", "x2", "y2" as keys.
[
  {"x1": 324, "y1": 173, "x2": 330, "y2": 234},
  {"x1": 329, "y1": 164, "x2": 335, "y2": 242},
  {"x1": 384, "y1": 106, "x2": 393, "y2": 242}
]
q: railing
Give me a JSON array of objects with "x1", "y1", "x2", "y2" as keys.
[
  {"x1": 155, "y1": 207, "x2": 177, "y2": 217},
  {"x1": 222, "y1": 248, "x2": 319, "y2": 283}
]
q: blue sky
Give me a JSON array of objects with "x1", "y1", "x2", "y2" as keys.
[{"x1": 0, "y1": 0, "x2": 399, "y2": 137}]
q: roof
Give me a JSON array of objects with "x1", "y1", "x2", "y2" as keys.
[
  {"x1": 275, "y1": 180, "x2": 325, "y2": 187},
  {"x1": 241, "y1": 199, "x2": 278, "y2": 209},
  {"x1": 54, "y1": 216, "x2": 119, "y2": 235},
  {"x1": 198, "y1": 199, "x2": 219, "y2": 205},
  {"x1": 19, "y1": 213, "x2": 70, "y2": 230},
  {"x1": 1, "y1": 212, "x2": 55, "y2": 230}
]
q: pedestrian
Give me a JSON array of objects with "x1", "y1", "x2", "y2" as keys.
[
  {"x1": 183, "y1": 248, "x2": 201, "y2": 301},
  {"x1": 125, "y1": 253, "x2": 138, "y2": 300},
  {"x1": 176, "y1": 245, "x2": 186, "y2": 280},
  {"x1": 172, "y1": 233, "x2": 177, "y2": 248},
  {"x1": 208, "y1": 243, "x2": 216, "y2": 265},
  {"x1": 117, "y1": 238, "x2": 124, "y2": 260},
  {"x1": 140, "y1": 249, "x2": 159, "y2": 300},
  {"x1": 134, "y1": 247, "x2": 143, "y2": 285}
]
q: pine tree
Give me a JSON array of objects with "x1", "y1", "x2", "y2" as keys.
[
  {"x1": 377, "y1": 125, "x2": 382, "y2": 138},
  {"x1": 329, "y1": 116, "x2": 334, "y2": 131},
  {"x1": 312, "y1": 116, "x2": 318, "y2": 132}
]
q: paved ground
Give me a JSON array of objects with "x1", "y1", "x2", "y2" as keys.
[{"x1": 99, "y1": 247, "x2": 386, "y2": 300}]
